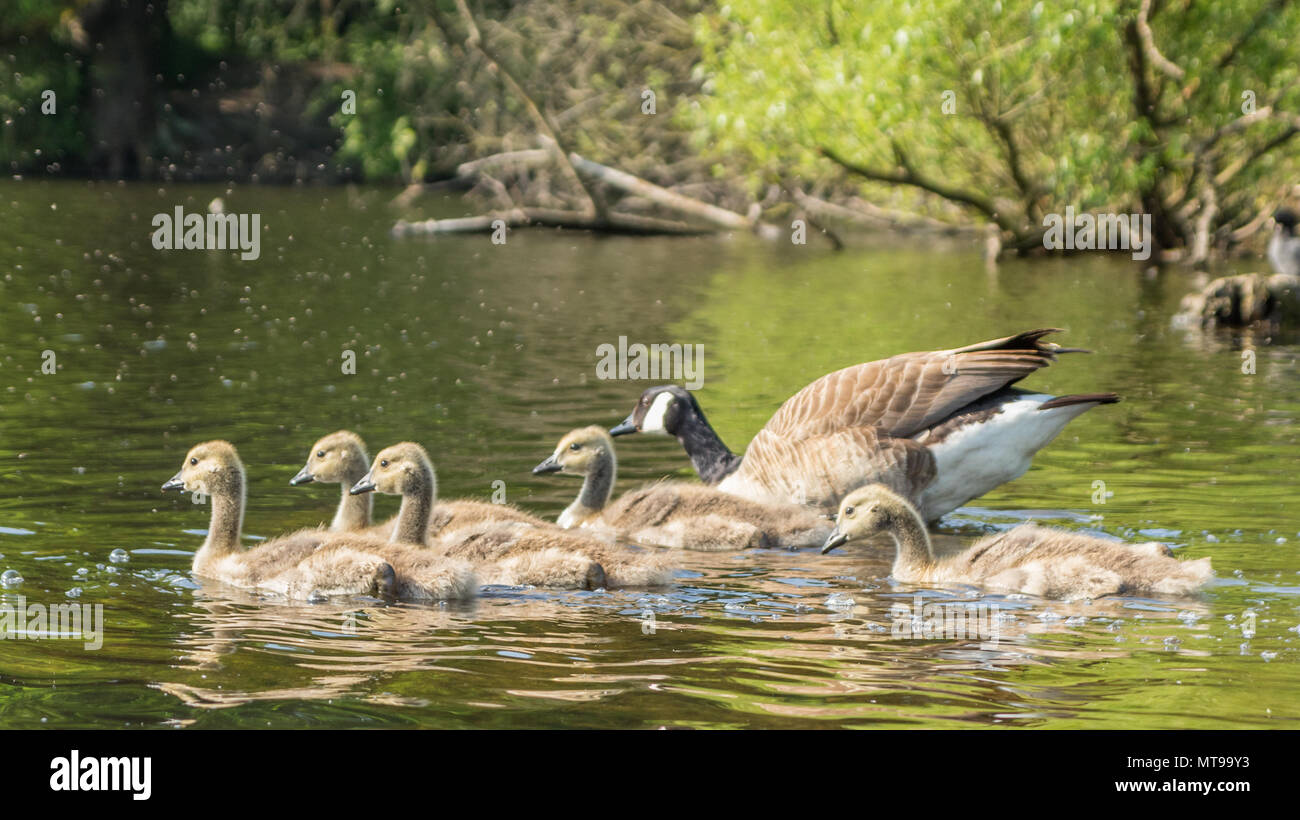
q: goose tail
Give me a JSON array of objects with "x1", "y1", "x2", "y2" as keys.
[{"x1": 1037, "y1": 392, "x2": 1121, "y2": 410}]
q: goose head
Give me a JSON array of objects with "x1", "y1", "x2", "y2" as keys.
[
  {"x1": 610, "y1": 385, "x2": 698, "y2": 437},
  {"x1": 162, "y1": 440, "x2": 244, "y2": 497},
  {"x1": 821, "y1": 485, "x2": 909, "y2": 553},
  {"x1": 291, "y1": 430, "x2": 368, "y2": 486},
  {"x1": 533, "y1": 425, "x2": 614, "y2": 476},
  {"x1": 350, "y1": 442, "x2": 434, "y2": 497},
  {"x1": 1275, "y1": 208, "x2": 1298, "y2": 237}
]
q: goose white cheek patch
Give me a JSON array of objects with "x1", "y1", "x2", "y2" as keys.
[{"x1": 641, "y1": 392, "x2": 675, "y2": 434}]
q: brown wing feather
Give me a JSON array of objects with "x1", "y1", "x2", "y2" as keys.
[
  {"x1": 731, "y1": 426, "x2": 936, "y2": 510},
  {"x1": 761, "y1": 329, "x2": 1072, "y2": 440}
]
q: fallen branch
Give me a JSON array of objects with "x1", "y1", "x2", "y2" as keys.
[
  {"x1": 567, "y1": 151, "x2": 783, "y2": 239},
  {"x1": 791, "y1": 189, "x2": 982, "y2": 235},
  {"x1": 392, "y1": 208, "x2": 715, "y2": 237},
  {"x1": 432, "y1": 0, "x2": 606, "y2": 219},
  {"x1": 456, "y1": 149, "x2": 553, "y2": 179}
]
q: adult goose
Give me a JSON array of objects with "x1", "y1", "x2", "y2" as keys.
[
  {"x1": 1268, "y1": 208, "x2": 1300, "y2": 277},
  {"x1": 610, "y1": 329, "x2": 1118, "y2": 523},
  {"x1": 820, "y1": 484, "x2": 1213, "y2": 600}
]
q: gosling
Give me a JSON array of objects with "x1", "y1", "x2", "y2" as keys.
[
  {"x1": 291, "y1": 430, "x2": 546, "y2": 539},
  {"x1": 352, "y1": 441, "x2": 674, "y2": 589},
  {"x1": 533, "y1": 426, "x2": 832, "y2": 550},
  {"x1": 163, "y1": 440, "x2": 476, "y2": 601},
  {"x1": 821, "y1": 484, "x2": 1213, "y2": 600}
]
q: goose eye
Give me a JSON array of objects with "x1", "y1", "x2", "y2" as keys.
[
  {"x1": 843, "y1": 506, "x2": 855, "y2": 517},
  {"x1": 380, "y1": 459, "x2": 389, "y2": 468},
  {"x1": 570, "y1": 442, "x2": 581, "y2": 450},
  {"x1": 317, "y1": 450, "x2": 326, "y2": 458},
  {"x1": 190, "y1": 457, "x2": 198, "y2": 465}
]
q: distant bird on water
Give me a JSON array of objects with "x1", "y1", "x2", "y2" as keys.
[{"x1": 1268, "y1": 208, "x2": 1300, "y2": 277}]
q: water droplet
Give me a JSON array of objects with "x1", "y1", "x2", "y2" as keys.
[
  {"x1": 109, "y1": 549, "x2": 129, "y2": 564},
  {"x1": 1, "y1": 569, "x2": 22, "y2": 587}
]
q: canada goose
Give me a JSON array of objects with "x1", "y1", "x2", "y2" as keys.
[
  {"x1": 821, "y1": 485, "x2": 1213, "y2": 600},
  {"x1": 163, "y1": 440, "x2": 476, "y2": 601},
  {"x1": 534, "y1": 426, "x2": 831, "y2": 550},
  {"x1": 1268, "y1": 208, "x2": 1300, "y2": 277},
  {"x1": 351, "y1": 441, "x2": 673, "y2": 589},
  {"x1": 291, "y1": 430, "x2": 545, "y2": 538},
  {"x1": 610, "y1": 329, "x2": 1118, "y2": 523}
]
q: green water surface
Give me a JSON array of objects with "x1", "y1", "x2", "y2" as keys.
[{"x1": 0, "y1": 181, "x2": 1296, "y2": 728}]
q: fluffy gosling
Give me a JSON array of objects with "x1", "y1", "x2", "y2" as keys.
[
  {"x1": 821, "y1": 484, "x2": 1213, "y2": 600},
  {"x1": 534, "y1": 425, "x2": 831, "y2": 550},
  {"x1": 163, "y1": 440, "x2": 475, "y2": 601}
]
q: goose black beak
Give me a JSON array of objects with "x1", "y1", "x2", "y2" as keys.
[
  {"x1": 161, "y1": 472, "x2": 186, "y2": 493},
  {"x1": 609, "y1": 414, "x2": 638, "y2": 437},
  {"x1": 820, "y1": 529, "x2": 849, "y2": 555},
  {"x1": 350, "y1": 474, "x2": 376, "y2": 495},
  {"x1": 532, "y1": 454, "x2": 561, "y2": 475},
  {"x1": 289, "y1": 465, "x2": 315, "y2": 486}
]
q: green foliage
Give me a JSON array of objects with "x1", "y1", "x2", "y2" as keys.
[
  {"x1": 0, "y1": 4, "x2": 86, "y2": 171},
  {"x1": 693, "y1": 0, "x2": 1300, "y2": 247}
]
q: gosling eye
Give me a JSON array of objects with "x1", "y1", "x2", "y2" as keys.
[
  {"x1": 843, "y1": 506, "x2": 855, "y2": 518},
  {"x1": 380, "y1": 459, "x2": 389, "y2": 468},
  {"x1": 570, "y1": 442, "x2": 581, "y2": 451},
  {"x1": 190, "y1": 457, "x2": 198, "y2": 465},
  {"x1": 317, "y1": 450, "x2": 326, "y2": 458}
]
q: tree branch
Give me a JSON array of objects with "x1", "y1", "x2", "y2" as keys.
[
  {"x1": 1137, "y1": 0, "x2": 1186, "y2": 79},
  {"x1": 432, "y1": 0, "x2": 607, "y2": 220},
  {"x1": 820, "y1": 144, "x2": 1011, "y2": 231}
]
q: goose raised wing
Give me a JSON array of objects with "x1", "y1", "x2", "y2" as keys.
[{"x1": 610, "y1": 329, "x2": 1118, "y2": 523}]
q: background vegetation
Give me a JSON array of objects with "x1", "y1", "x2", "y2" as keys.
[{"x1": 2, "y1": 0, "x2": 1297, "y2": 259}]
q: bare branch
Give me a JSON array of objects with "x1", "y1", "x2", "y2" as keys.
[
  {"x1": 820, "y1": 144, "x2": 1011, "y2": 231},
  {"x1": 1137, "y1": 0, "x2": 1186, "y2": 79}
]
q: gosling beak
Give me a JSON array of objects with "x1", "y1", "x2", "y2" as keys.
[
  {"x1": 532, "y1": 454, "x2": 562, "y2": 475},
  {"x1": 161, "y1": 471, "x2": 186, "y2": 493},
  {"x1": 350, "y1": 473, "x2": 376, "y2": 495},
  {"x1": 609, "y1": 414, "x2": 638, "y2": 437},
  {"x1": 820, "y1": 529, "x2": 849, "y2": 555},
  {"x1": 289, "y1": 464, "x2": 315, "y2": 486}
]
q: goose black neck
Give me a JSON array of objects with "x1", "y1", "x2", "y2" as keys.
[{"x1": 676, "y1": 405, "x2": 742, "y2": 485}]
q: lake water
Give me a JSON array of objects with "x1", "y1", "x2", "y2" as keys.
[{"x1": 1, "y1": 181, "x2": 1296, "y2": 728}]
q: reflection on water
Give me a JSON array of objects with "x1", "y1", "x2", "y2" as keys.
[{"x1": 0, "y1": 181, "x2": 1297, "y2": 729}]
